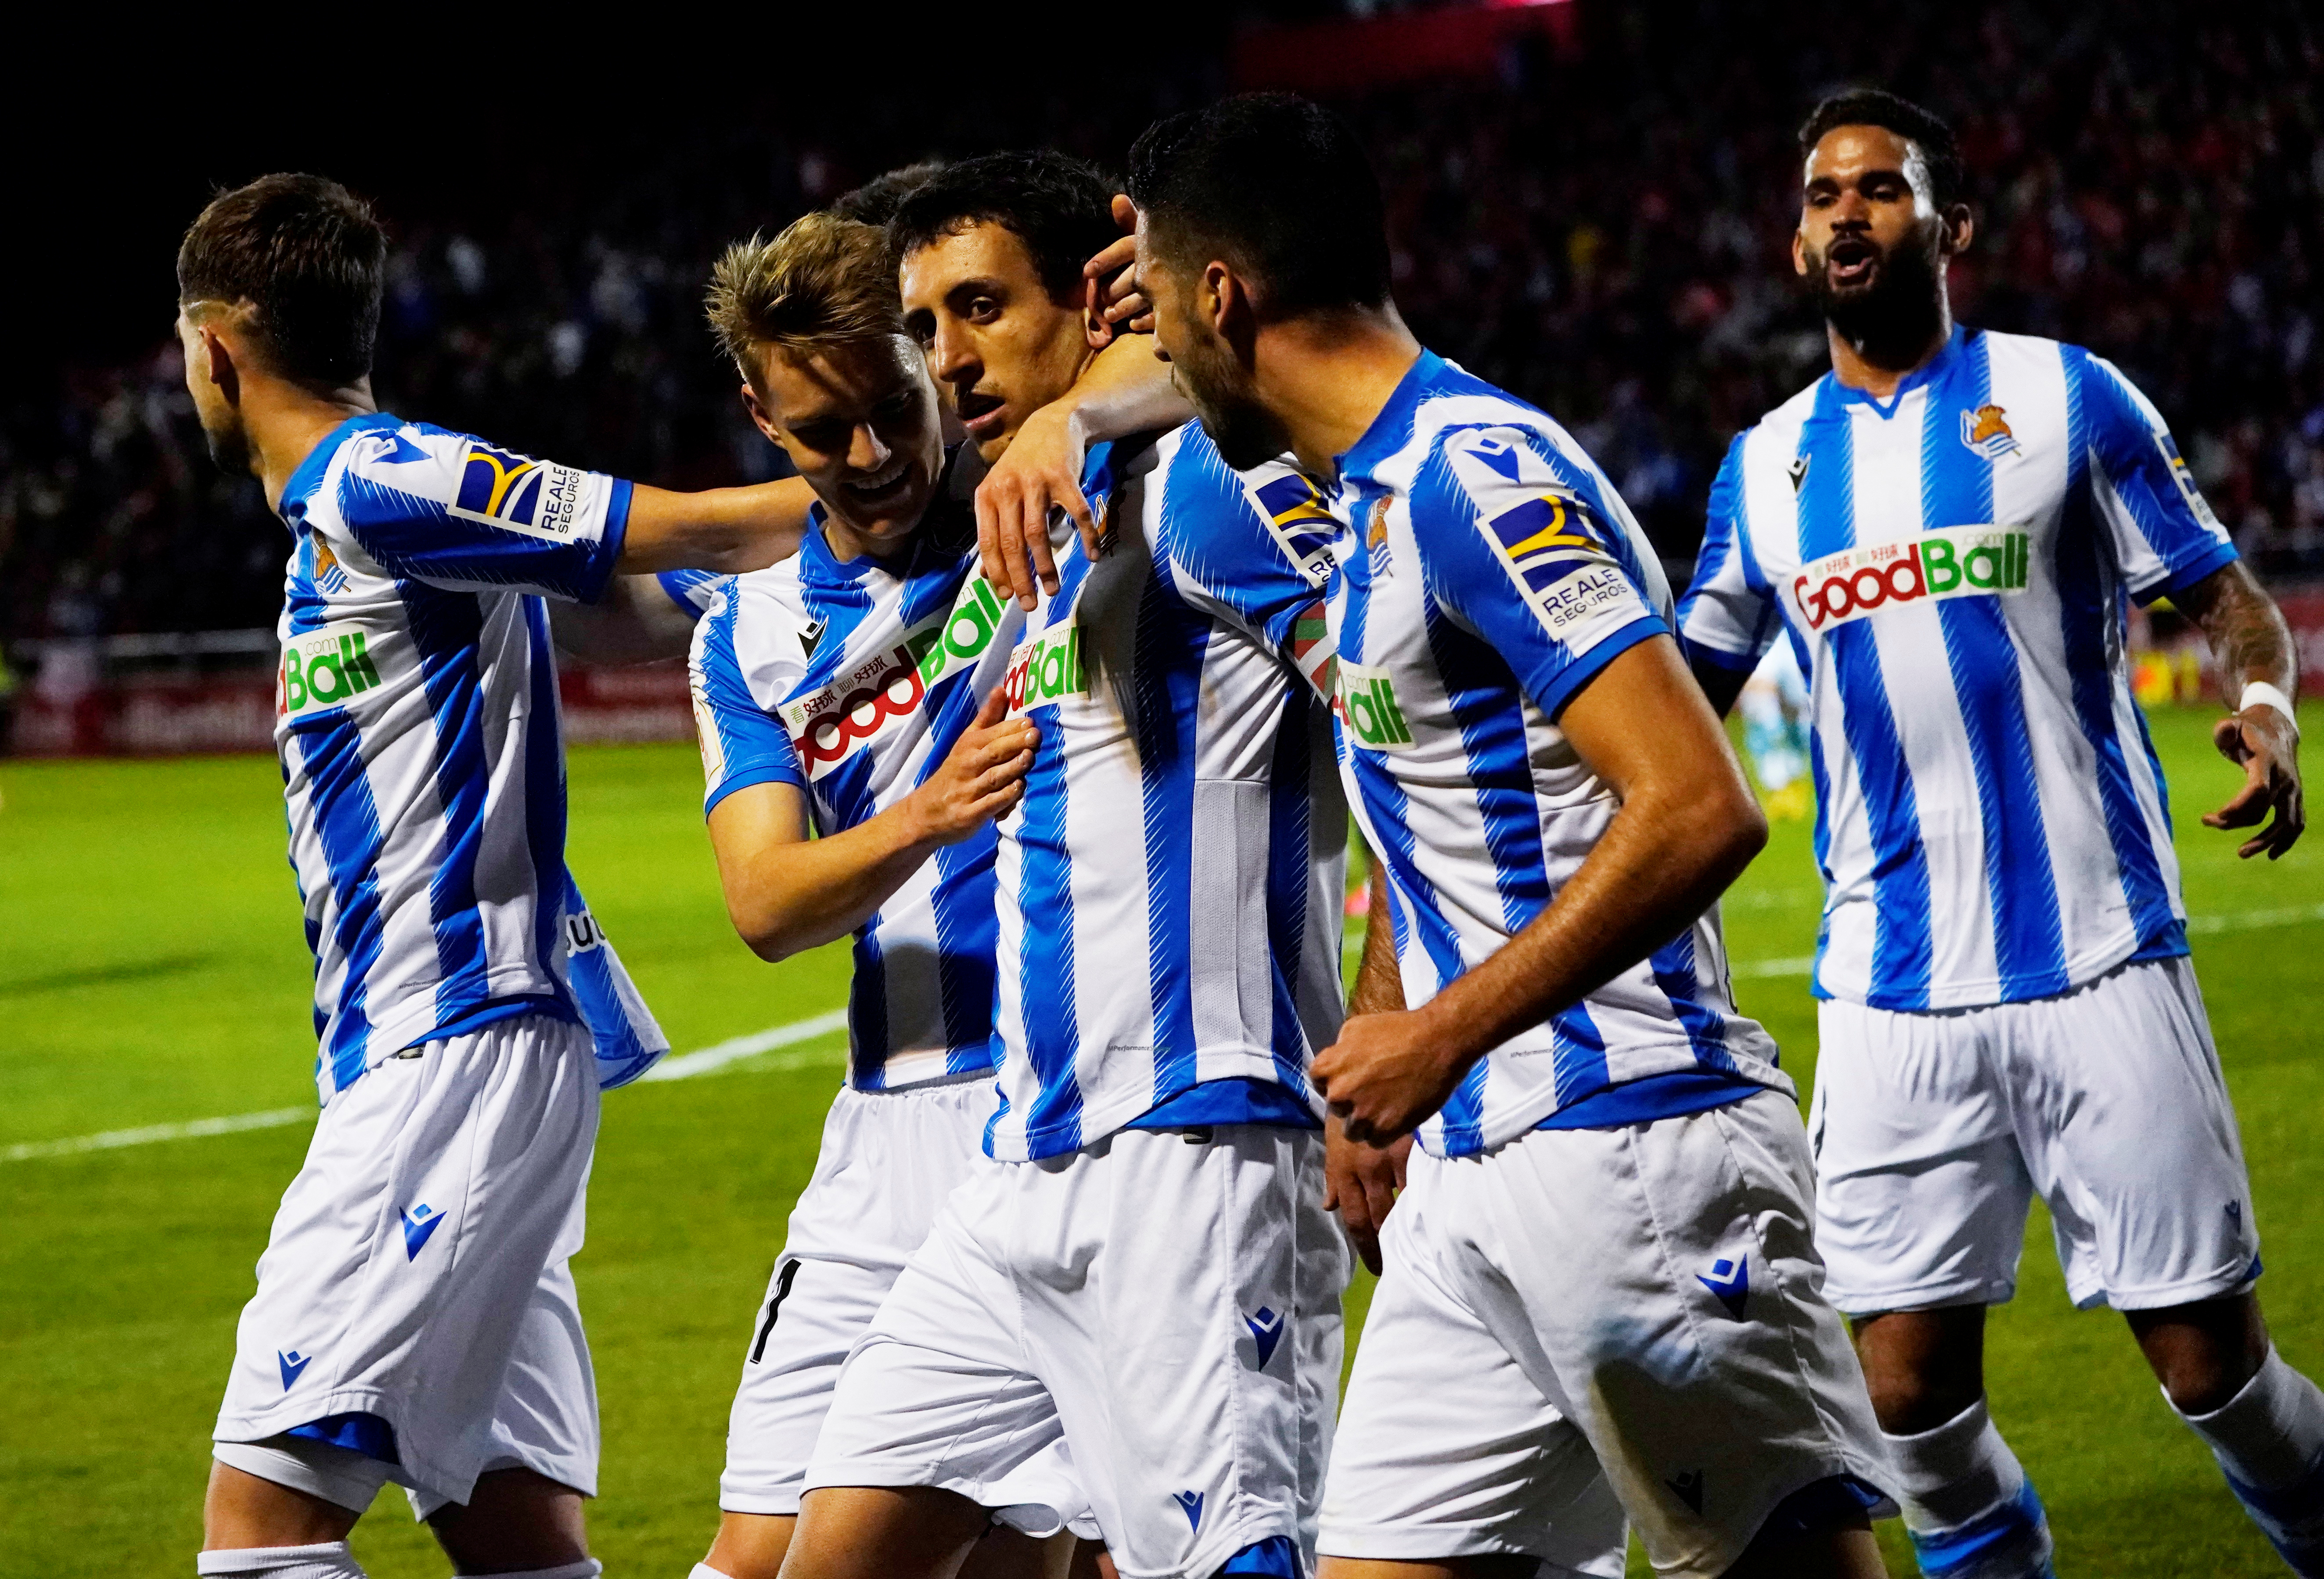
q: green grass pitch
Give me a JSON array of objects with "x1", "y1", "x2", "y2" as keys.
[{"x1": 2, "y1": 703, "x2": 2318, "y2": 1577}]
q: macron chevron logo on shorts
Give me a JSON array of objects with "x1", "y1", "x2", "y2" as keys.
[
  {"x1": 1243, "y1": 1306, "x2": 1285, "y2": 1368},
  {"x1": 277, "y1": 1350, "x2": 312, "y2": 1390},
  {"x1": 1172, "y1": 1490, "x2": 1205, "y2": 1531},
  {"x1": 1698, "y1": 1255, "x2": 1749, "y2": 1319},
  {"x1": 401, "y1": 1203, "x2": 444, "y2": 1260}
]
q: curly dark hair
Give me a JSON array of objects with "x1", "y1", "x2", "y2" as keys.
[{"x1": 1798, "y1": 89, "x2": 1964, "y2": 208}]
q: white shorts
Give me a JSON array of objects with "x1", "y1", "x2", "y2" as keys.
[
  {"x1": 1321, "y1": 1091, "x2": 1889, "y2": 1579},
  {"x1": 1812, "y1": 953, "x2": 2260, "y2": 1314},
  {"x1": 212, "y1": 1013, "x2": 600, "y2": 1516},
  {"x1": 723, "y1": 1077, "x2": 1046, "y2": 1516},
  {"x1": 805, "y1": 1123, "x2": 1349, "y2": 1579}
]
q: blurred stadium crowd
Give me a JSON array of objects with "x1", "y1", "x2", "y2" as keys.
[{"x1": 2, "y1": 0, "x2": 2317, "y2": 662}]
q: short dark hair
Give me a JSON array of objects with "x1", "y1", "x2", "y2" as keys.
[
  {"x1": 176, "y1": 173, "x2": 386, "y2": 386},
  {"x1": 1798, "y1": 90, "x2": 1964, "y2": 209},
  {"x1": 831, "y1": 161, "x2": 949, "y2": 227},
  {"x1": 1126, "y1": 93, "x2": 1391, "y2": 317},
  {"x1": 886, "y1": 151, "x2": 1118, "y2": 302}
]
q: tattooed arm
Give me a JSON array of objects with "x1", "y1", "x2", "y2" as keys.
[{"x1": 2171, "y1": 560, "x2": 2304, "y2": 859}]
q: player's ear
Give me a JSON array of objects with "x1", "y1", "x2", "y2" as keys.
[
  {"x1": 199, "y1": 324, "x2": 243, "y2": 407},
  {"x1": 1940, "y1": 204, "x2": 1975, "y2": 258},
  {"x1": 737, "y1": 376, "x2": 782, "y2": 447},
  {"x1": 1081, "y1": 274, "x2": 1115, "y2": 352},
  {"x1": 1790, "y1": 226, "x2": 1809, "y2": 279},
  {"x1": 1210, "y1": 263, "x2": 1260, "y2": 361}
]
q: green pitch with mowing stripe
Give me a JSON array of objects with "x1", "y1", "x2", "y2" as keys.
[{"x1": 1, "y1": 704, "x2": 2317, "y2": 1577}]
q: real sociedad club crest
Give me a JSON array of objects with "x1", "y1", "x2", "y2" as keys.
[{"x1": 1960, "y1": 403, "x2": 2020, "y2": 460}]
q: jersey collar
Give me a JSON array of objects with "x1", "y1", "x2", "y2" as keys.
[
  {"x1": 1819, "y1": 323, "x2": 1971, "y2": 420},
  {"x1": 279, "y1": 411, "x2": 404, "y2": 524},
  {"x1": 1336, "y1": 347, "x2": 1446, "y2": 491}
]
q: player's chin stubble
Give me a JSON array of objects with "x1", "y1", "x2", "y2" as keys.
[{"x1": 1177, "y1": 335, "x2": 1288, "y2": 473}]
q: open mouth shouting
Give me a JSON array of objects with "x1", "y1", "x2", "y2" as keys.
[{"x1": 1824, "y1": 233, "x2": 1880, "y2": 290}]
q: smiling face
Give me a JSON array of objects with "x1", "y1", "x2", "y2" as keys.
[
  {"x1": 899, "y1": 221, "x2": 1091, "y2": 463},
  {"x1": 1794, "y1": 123, "x2": 1959, "y2": 342},
  {"x1": 744, "y1": 334, "x2": 943, "y2": 560}
]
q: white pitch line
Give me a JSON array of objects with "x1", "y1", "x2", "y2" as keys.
[
  {"x1": 3, "y1": 1008, "x2": 852, "y2": 1164},
  {"x1": 12, "y1": 902, "x2": 2322, "y2": 1164}
]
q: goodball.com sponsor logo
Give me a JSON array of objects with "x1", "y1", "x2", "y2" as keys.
[{"x1": 1791, "y1": 524, "x2": 2031, "y2": 633}]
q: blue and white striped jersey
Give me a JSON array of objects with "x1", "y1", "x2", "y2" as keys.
[
  {"x1": 1329, "y1": 351, "x2": 1784, "y2": 1159},
  {"x1": 690, "y1": 452, "x2": 1020, "y2": 1090},
  {"x1": 984, "y1": 423, "x2": 1347, "y2": 1162},
  {"x1": 1676, "y1": 327, "x2": 2234, "y2": 1012},
  {"x1": 276, "y1": 413, "x2": 630, "y2": 1100}
]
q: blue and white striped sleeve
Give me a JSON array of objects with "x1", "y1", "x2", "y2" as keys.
[
  {"x1": 2077, "y1": 350, "x2": 2239, "y2": 603},
  {"x1": 656, "y1": 568, "x2": 729, "y2": 621},
  {"x1": 1424, "y1": 425, "x2": 1668, "y2": 720},
  {"x1": 1676, "y1": 434, "x2": 1782, "y2": 675},
  {"x1": 1166, "y1": 449, "x2": 1335, "y2": 661},
  {"x1": 330, "y1": 428, "x2": 629, "y2": 602},
  {"x1": 688, "y1": 585, "x2": 805, "y2": 817}
]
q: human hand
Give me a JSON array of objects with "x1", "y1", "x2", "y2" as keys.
[
  {"x1": 1086, "y1": 196, "x2": 1151, "y2": 331},
  {"x1": 1323, "y1": 1113, "x2": 1412, "y2": 1274},
  {"x1": 1310, "y1": 1010, "x2": 1470, "y2": 1145},
  {"x1": 905, "y1": 688, "x2": 1038, "y2": 845},
  {"x1": 975, "y1": 401, "x2": 1090, "y2": 611},
  {"x1": 2204, "y1": 704, "x2": 2303, "y2": 859}
]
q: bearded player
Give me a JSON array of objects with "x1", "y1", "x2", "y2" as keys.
[
  {"x1": 1676, "y1": 90, "x2": 2315, "y2": 1576},
  {"x1": 180, "y1": 176, "x2": 810, "y2": 1579}
]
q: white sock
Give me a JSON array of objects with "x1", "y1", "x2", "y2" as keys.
[
  {"x1": 461, "y1": 1561, "x2": 602, "y2": 1579},
  {"x1": 2176, "y1": 1346, "x2": 2324, "y2": 1565},
  {"x1": 195, "y1": 1542, "x2": 365, "y2": 1579},
  {"x1": 689, "y1": 1565, "x2": 735, "y2": 1579},
  {"x1": 1882, "y1": 1396, "x2": 2053, "y2": 1577},
  {"x1": 2177, "y1": 1346, "x2": 2324, "y2": 1493}
]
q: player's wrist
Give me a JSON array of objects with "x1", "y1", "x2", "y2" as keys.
[{"x1": 2238, "y1": 681, "x2": 2299, "y2": 739}]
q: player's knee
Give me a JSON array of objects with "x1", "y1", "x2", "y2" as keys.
[{"x1": 427, "y1": 1467, "x2": 589, "y2": 1573}]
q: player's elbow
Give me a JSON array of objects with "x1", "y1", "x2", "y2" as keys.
[
  {"x1": 1657, "y1": 768, "x2": 1766, "y2": 889},
  {"x1": 1702, "y1": 776, "x2": 1769, "y2": 879}
]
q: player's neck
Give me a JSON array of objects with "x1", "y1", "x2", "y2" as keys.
[
  {"x1": 1824, "y1": 296, "x2": 1953, "y2": 401},
  {"x1": 1256, "y1": 305, "x2": 1424, "y2": 480},
  {"x1": 247, "y1": 376, "x2": 378, "y2": 513}
]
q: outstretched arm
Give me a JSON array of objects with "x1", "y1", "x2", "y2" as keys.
[
  {"x1": 2171, "y1": 560, "x2": 2304, "y2": 859},
  {"x1": 616, "y1": 476, "x2": 816, "y2": 577},
  {"x1": 705, "y1": 690, "x2": 1038, "y2": 962},
  {"x1": 1311, "y1": 635, "x2": 1767, "y2": 1141}
]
